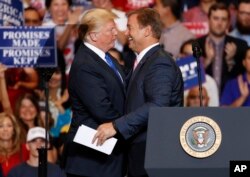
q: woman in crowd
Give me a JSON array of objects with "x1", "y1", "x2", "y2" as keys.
[
  {"x1": 43, "y1": 0, "x2": 82, "y2": 74},
  {"x1": 14, "y1": 93, "x2": 41, "y2": 142},
  {"x1": 36, "y1": 67, "x2": 71, "y2": 138},
  {"x1": 14, "y1": 94, "x2": 58, "y2": 163},
  {"x1": 0, "y1": 113, "x2": 29, "y2": 177},
  {"x1": 220, "y1": 47, "x2": 250, "y2": 106},
  {"x1": 1, "y1": 64, "x2": 57, "y2": 163}
]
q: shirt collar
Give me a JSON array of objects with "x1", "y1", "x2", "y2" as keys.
[
  {"x1": 84, "y1": 42, "x2": 106, "y2": 61},
  {"x1": 136, "y1": 43, "x2": 159, "y2": 63},
  {"x1": 207, "y1": 35, "x2": 225, "y2": 46}
]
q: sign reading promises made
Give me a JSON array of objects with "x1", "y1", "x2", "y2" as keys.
[{"x1": 0, "y1": 26, "x2": 57, "y2": 68}]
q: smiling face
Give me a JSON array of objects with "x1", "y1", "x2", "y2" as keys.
[
  {"x1": 125, "y1": 8, "x2": 162, "y2": 54},
  {"x1": 0, "y1": 116, "x2": 14, "y2": 142},
  {"x1": 126, "y1": 14, "x2": 146, "y2": 54},
  {"x1": 49, "y1": 0, "x2": 69, "y2": 24},
  {"x1": 19, "y1": 98, "x2": 38, "y2": 124}
]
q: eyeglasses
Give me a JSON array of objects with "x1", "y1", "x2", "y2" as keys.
[{"x1": 238, "y1": 11, "x2": 250, "y2": 17}]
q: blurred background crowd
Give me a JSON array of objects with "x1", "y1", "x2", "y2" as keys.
[{"x1": 0, "y1": 0, "x2": 250, "y2": 176}]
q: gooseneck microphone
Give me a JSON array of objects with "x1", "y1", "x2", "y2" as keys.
[{"x1": 192, "y1": 41, "x2": 203, "y2": 107}]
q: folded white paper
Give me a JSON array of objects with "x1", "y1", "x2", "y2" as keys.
[{"x1": 73, "y1": 124, "x2": 117, "y2": 155}]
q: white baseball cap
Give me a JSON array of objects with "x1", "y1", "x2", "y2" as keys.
[{"x1": 26, "y1": 127, "x2": 48, "y2": 142}]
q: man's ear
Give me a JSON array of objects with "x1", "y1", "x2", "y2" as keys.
[
  {"x1": 144, "y1": 25, "x2": 152, "y2": 37},
  {"x1": 26, "y1": 143, "x2": 30, "y2": 151},
  {"x1": 89, "y1": 32, "x2": 98, "y2": 42}
]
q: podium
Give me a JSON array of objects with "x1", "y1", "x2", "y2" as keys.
[{"x1": 145, "y1": 107, "x2": 250, "y2": 177}]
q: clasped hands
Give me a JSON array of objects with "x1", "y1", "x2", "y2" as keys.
[
  {"x1": 204, "y1": 38, "x2": 237, "y2": 68},
  {"x1": 92, "y1": 122, "x2": 117, "y2": 146}
]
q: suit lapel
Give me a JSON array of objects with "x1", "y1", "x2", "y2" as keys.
[
  {"x1": 127, "y1": 45, "x2": 161, "y2": 94},
  {"x1": 112, "y1": 57, "x2": 126, "y2": 94},
  {"x1": 83, "y1": 45, "x2": 126, "y2": 95}
]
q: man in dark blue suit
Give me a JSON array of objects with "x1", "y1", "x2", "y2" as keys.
[
  {"x1": 93, "y1": 8, "x2": 184, "y2": 177},
  {"x1": 62, "y1": 8, "x2": 126, "y2": 177}
]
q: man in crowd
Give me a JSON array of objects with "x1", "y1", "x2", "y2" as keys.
[
  {"x1": 230, "y1": 0, "x2": 250, "y2": 46},
  {"x1": 7, "y1": 127, "x2": 66, "y2": 177},
  {"x1": 154, "y1": 0, "x2": 195, "y2": 58},
  {"x1": 197, "y1": 2, "x2": 248, "y2": 94},
  {"x1": 24, "y1": 7, "x2": 42, "y2": 26},
  {"x1": 186, "y1": 86, "x2": 210, "y2": 107}
]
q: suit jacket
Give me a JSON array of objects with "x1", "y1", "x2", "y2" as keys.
[
  {"x1": 115, "y1": 45, "x2": 184, "y2": 176},
  {"x1": 197, "y1": 35, "x2": 248, "y2": 93},
  {"x1": 62, "y1": 44, "x2": 126, "y2": 177}
]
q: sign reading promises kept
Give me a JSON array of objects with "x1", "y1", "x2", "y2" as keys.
[{"x1": 0, "y1": 26, "x2": 57, "y2": 68}]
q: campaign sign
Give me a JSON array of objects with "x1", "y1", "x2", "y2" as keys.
[
  {"x1": 0, "y1": 26, "x2": 57, "y2": 68},
  {"x1": 176, "y1": 55, "x2": 206, "y2": 90},
  {"x1": 0, "y1": 0, "x2": 23, "y2": 26},
  {"x1": 72, "y1": 0, "x2": 92, "y2": 7},
  {"x1": 182, "y1": 22, "x2": 209, "y2": 38}
]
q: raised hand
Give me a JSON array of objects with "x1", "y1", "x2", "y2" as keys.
[
  {"x1": 204, "y1": 37, "x2": 215, "y2": 68},
  {"x1": 0, "y1": 63, "x2": 7, "y2": 78},
  {"x1": 238, "y1": 75, "x2": 249, "y2": 98},
  {"x1": 68, "y1": 7, "x2": 84, "y2": 25}
]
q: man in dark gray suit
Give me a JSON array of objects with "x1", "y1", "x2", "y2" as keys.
[
  {"x1": 93, "y1": 8, "x2": 184, "y2": 177},
  {"x1": 62, "y1": 8, "x2": 126, "y2": 177}
]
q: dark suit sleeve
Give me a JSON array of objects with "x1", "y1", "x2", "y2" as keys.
[
  {"x1": 115, "y1": 58, "x2": 182, "y2": 139},
  {"x1": 74, "y1": 64, "x2": 121, "y2": 123}
]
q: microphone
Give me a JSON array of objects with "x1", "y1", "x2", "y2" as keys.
[
  {"x1": 192, "y1": 40, "x2": 203, "y2": 107},
  {"x1": 192, "y1": 41, "x2": 202, "y2": 58}
]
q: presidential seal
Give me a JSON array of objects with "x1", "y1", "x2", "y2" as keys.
[{"x1": 180, "y1": 116, "x2": 222, "y2": 158}]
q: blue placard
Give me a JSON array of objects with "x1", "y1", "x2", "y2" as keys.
[
  {"x1": 176, "y1": 55, "x2": 206, "y2": 90},
  {"x1": 0, "y1": 26, "x2": 57, "y2": 68},
  {"x1": 0, "y1": 0, "x2": 23, "y2": 26},
  {"x1": 72, "y1": 0, "x2": 92, "y2": 7}
]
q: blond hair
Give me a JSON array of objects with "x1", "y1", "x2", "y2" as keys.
[
  {"x1": 0, "y1": 112, "x2": 22, "y2": 160},
  {"x1": 78, "y1": 8, "x2": 117, "y2": 41}
]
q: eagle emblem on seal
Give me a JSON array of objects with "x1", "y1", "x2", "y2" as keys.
[{"x1": 192, "y1": 127, "x2": 210, "y2": 148}]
